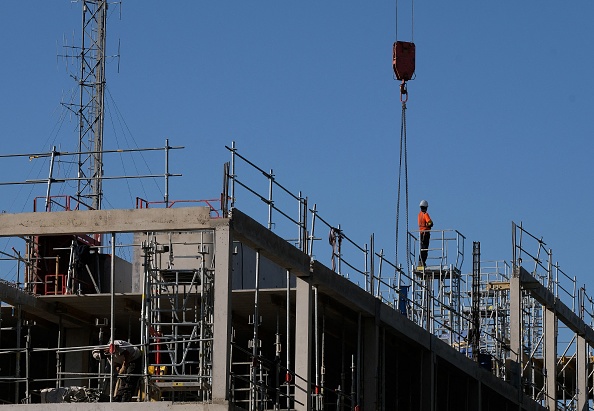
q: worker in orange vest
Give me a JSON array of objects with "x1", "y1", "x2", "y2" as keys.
[{"x1": 418, "y1": 200, "x2": 433, "y2": 267}]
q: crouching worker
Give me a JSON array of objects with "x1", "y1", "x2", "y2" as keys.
[{"x1": 93, "y1": 339, "x2": 142, "y2": 402}]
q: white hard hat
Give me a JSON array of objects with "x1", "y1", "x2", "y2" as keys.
[
  {"x1": 92, "y1": 350, "x2": 102, "y2": 361},
  {"x1": 419, "y1": 200, "x2": 428, "y2": 208}
]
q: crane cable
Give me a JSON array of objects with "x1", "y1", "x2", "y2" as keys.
[
  {"x1": 395, "y1": 99, "x2": 409, "y2": 276},
  {"x1": 395, "y1": 0, "x2": 414, "y2": 43},
  {"x1": 394, "y1": 0, "x2": 413, "y2": 275}
]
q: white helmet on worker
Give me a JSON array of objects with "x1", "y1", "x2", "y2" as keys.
[{"x1": 419, "y1": 200, "x2": 428, "y2": 208}]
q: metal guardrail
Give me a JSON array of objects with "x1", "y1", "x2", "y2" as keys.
[{"x1": 225, "y1": 142, "x2": 594, "y2": 410}]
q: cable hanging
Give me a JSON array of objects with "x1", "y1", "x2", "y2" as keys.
[
  {"x1": 394, "y1": 101, "x2": 409, "y2": 275},
  {"x1": 393, "y1": 0, "x2": 415, "y2": 274}
]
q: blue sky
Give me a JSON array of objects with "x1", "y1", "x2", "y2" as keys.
[{"x1": 0, "y1": 2, "x2": 593, "y2": 300}]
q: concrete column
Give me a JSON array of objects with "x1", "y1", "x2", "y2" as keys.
[
  {"x1": 294, "y1": 277, "x2": 312, "y2": 411},
  {"x1": 212, "y1": 225, "x2": 232, "y2": 403},
  {"x1": 509, "y1": 269, "x2": 522, "y2": 390},
  {"x1": 362, "y1": 316, "x2": 379, "y2": 411},
  {"x1": 577, "y1": 335, "x2": 588, "y2": 411},
  {"x1": 543, "y1": 307, "x2": 557, "y2": 410}
]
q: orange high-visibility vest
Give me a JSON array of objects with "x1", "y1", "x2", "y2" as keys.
[{"x1": 418, "y1": 211, "x2": 433, "y2": 231}]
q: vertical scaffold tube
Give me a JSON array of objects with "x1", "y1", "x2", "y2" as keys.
[
  {"x1": 45, "y1": 146, "x2": 57, "y2": 212},
  {"x1": 267, "y1": 170, "x2": 274, "y2": 230},
  {"x1": 140, "y1": 240, "x2": 148, "y2": 401},
  {"x1": 230, "y1": 141, "x2": 236, "y2": 209},
  {"x1": 321, "y1": 314, "x2": 326, "y2": 410},
  {"x1": 199, "y1": 237, "x2": 206, "y2": 387},
  {"x1": 340, "y1": 325, "x2": 345, "y2": 411},
  {"x1": 369, "y1": 234, "x2": 374, "y2": 295},
  {"x1": 25, "y1": 323, "x2": 31, "y2": 404},
  {"x1": 275, "y1": 313, "x2": 281, "y2": 409},
  {"x1": 110, "y1": 232, "x2": 115, "y2": 402},
  {"x1": 15, "y1": 306, "x2": 22, "y2": 404},
  {"x1": 356, "y1": 313, "x2": 361, "y2": 409},
  {"x1": 377, "y1": 249, "x2": 384, "y2": 300},
  {"x1": 164, "y1": 139, "x2": 170, "y2": 208},
  {"x1": 381, "y1": 328, "x2": 386, "y2": 411},
  {"x1": 300, "y1": 195, "x2": 308, "y2": 253},
  {"x1": 314, "y1": 286, "x2": 320, "y2": 408},
  {"x1": 56, "y1": 316, "x2": 62, "y2": 388},
  {"x1": 251, "y1": 250, "x2": 261, "y2": 411},
  {"x1": 286, "y1": 269, "x2": 291, "y2": 411},
  {"x1": 298, "y1": 192, "x2": 304, "y2": 251},
  {"x1": 309, "y1": 204, "x2": 317, "y2": 257},
  {"x1": 350, "y1": 355, "x2": 355, "y2": 410},
  {"x1": 337, "y1": 225, "x2": 342, "y2": 276}
]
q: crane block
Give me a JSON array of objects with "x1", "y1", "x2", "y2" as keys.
[{"x1": 392, "y1": 41, "x2": 416, "y2": 81}]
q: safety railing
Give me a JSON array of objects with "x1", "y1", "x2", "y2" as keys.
[
  {"x1": 407, "y1": 229, "x2": 465, "y2": 272},
  {"x1": 135, "y1": 196, "x2": 223, "y2": 217},
  {"x1": 226, "y1": 143, "x2": 410, "y2": 305},
  {"x1": 33, "y1": 195, "x2": 94, "y2": 212},
  {"x1": 459, "y1": 260, "x2": 512, "y2": 379},
  {"x1": 225, "y1": 142, "x2": 594, "y2": 410},
  {"x1": 0, "y1": 343, "x2": 147, "y2": 404},
  {"x1": 512, "y1": 222, "x2": 594, "y2": 410},
  {"x1": 0, "y1": 340, "x2": 220, "y2": 404},
  {"x1": 225, "y1": 143, "x2": 308, "y2": 251},
  {"x1": 513, "y1": 222, "x2": 577, "y2": 307},
  {"x1": 225, "y1": 141, "x2": 473, "y2": 336},
  {"x1": 226, "y1": 142, "x2": 467, "y2": 302},
  {"x1": 230, "y1": 342, "x2": 296, "y2": 411}
]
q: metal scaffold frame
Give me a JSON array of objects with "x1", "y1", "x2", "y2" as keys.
[
  {"x1": 511, "y1": 222, "x2": 593, "y2": 410},
  {"x1": 225, "y1": 142, "x2": 594, "y2": 410},
  {"x1": 461, "y1": 259, "x2": 512, "y2": 378},
  {"x1": 2, "y1": 143, "x2": 594, "y2": 409},
  {"x1": 407, "y1": 229, "x2": 464, "y2": 340},
  {"x1": 140, "y1": 231, "x2": 216, "y2": 401}
]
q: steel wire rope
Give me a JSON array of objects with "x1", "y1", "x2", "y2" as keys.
[
  {"x1": 51, "y1": 86, "x2": 89, "y2": 198},
  {"x1": 395, "y1": 0, "x2": 415, "y2": 41},
  {"x1": 101, "y1": 88, "x2": 159, "y2": 263},
  {"x1": 105, "y1": 87, "x2": 164, "y2": 202},
  {"x1": 9, "y1": 90, "x2": 76, "y2": 214},
  {"x1": 53, "y1": 87, "x2": 81, "y2": 196},
  {"x1": 412, "y1": 0, "x2": 414, "y2": 42},
  {"x1": 103, "y1": 90, "x2": 135, "y2": 208},
  {"x1": 0, "y1": 95, "x2": 74, "y2": 282},
  {"x1": 395, "y1": 101, "x2": 410, "y2": 278}
]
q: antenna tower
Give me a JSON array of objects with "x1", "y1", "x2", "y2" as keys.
[{"x1": 75, "y1": 0, "x2": 108, "y2": 210}]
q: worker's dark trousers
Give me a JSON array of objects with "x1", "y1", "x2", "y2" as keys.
[
  {"x1": 113, "y1": 359, "x2": 141, "y2": 402},
  {"x1": 420, "y1": 231, "x2": 430, "y2": 266}
]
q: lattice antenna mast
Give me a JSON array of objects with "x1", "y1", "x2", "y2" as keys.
[{"x1": 75, "y1": 0, "x2": 108, "y2": 210}]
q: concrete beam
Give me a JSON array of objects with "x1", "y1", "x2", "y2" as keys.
[
  {"x1": 0, "y1": 282, "x2": 84, "y2": 327},
  {"x1": 518, "y1": 267, "x2": 594, "y2": 343},
  {"x1": 230, "y1": 208, "x2": 311, "y2": 277},
  {"x1": 0, "y1": 207, "x2": 214, "y2": 236}
]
